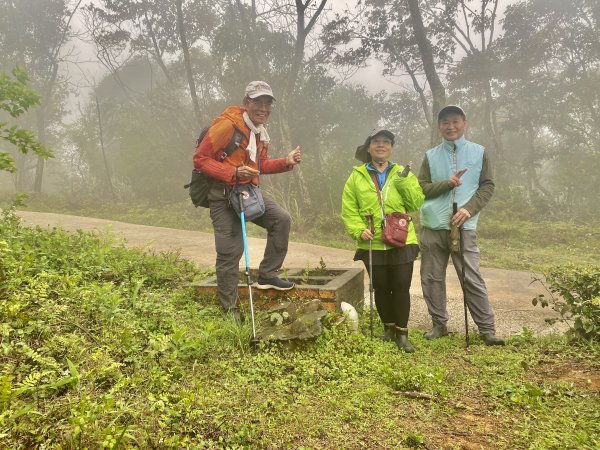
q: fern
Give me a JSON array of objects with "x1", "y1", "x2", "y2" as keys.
[
  {"x1": 19, "y1": 371, "x2": 46, "y2": 388},
  {"x1": 18, "y1": 342, "x2": 60, "y2": 370}
]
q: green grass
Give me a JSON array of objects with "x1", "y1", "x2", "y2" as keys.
[{"x1": 1, "y1": 206, "x2": 599, "y2": 448}]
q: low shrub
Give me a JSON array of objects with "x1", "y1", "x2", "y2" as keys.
[{"x1": 532, "y1": 264, "x2": 600, "y2": 342}]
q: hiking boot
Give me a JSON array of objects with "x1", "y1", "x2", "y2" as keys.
[
  {"x1": 423, "y1": 323, "x2": 449, "y2": 340},
  {"x1": 393, "y1": 326, "x2": 415, "y2": 353},
  {"x1": 380, "y1": 323, "x2": 396, "y2": 342},
  {"x1": 481, "y1": 333, "x2": 505, "y2": 346},
  {"x1": 256, "y1": 277, "x2": 295, "y2": 291}
]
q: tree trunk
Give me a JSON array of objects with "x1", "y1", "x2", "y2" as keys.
[
  {"x1": 234, "y1": 0, "x2": 261, "y2": 76},
  {"x1": 525, "y1": 120, "x2": 554, "y2": 205},
  {"x1": 277, "y1": 0, "x2": 328, "y2": 208},
  {"x1": 401, "y1": 57, "x2": 432, "y2": 128},
  {"x1": 175, "y1": 0, "x2": 201, "y2": 124},
  {"x1": 95, "y1": 97, "x2": 116, "y2": 200},
  {"x1": 145, "y1": 12, "x2": 173, "y2": 84},
  {"x1": 406, "y1": 0, "x2": 446, "y2": 145},
  {"x1": 33, "y1": 60, "x2": 57, "y2": 194}
]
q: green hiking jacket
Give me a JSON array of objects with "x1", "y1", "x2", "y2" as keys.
[{"x1": 341, "y1": 163, "x2": 425, "y2": 251}]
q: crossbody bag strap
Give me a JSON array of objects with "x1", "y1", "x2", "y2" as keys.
[{"x1": 369, "y1": 171, "x2": 386, "y2": 222}]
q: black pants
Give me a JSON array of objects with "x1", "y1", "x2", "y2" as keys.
[{"x1": 364, "y1": 262, "x2": 414, "y2": 328}]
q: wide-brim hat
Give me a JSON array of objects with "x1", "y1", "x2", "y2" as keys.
[{"x1": 355, "y1": 128, "x2": 395, "y2": 163}]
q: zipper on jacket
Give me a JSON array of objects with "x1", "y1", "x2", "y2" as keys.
[{"x1": 450, "y1": 144, "x2": 457, "y2": 215}]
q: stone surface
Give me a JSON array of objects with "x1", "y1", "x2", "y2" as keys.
[{"x1": 192, "y1": 267, "x2": 364, "y2": 311}]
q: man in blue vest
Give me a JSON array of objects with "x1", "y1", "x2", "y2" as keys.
[{"x1": 418, "y1": 105, "x2": 504, "y2": 346}]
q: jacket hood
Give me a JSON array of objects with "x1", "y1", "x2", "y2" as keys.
[{"x1": 216, "y1": 105, "x2": 247, "y2": 130}]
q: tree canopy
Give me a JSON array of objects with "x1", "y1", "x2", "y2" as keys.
[{"x1": 0, "y1": 0, "x2": 597, "y2": 219}]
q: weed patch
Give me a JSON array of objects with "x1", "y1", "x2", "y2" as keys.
[{"x1": 0, "y1": 206, "x2": 598, "y2": 448}]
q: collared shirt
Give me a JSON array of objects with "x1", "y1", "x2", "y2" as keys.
[{"x1": 366, "y1": 162, "x2": 396, "y2": 189}]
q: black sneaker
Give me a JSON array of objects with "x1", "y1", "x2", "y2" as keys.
[{"x1": 256, "y1": 277, "x2": 295, "y2": 291}]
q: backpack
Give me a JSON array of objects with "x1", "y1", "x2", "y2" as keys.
[{"x1": 185, "y1": 125, "x2": 245, "y2": 208}]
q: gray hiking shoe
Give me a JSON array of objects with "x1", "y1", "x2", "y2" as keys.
[
  {"x1": 481, "y1": 333, "x2": 505, "y2": 346},
  {"x1": 256, "y1": 277, "x2": 295, "y2": 291},
  {"x1": 423, "y1": 324, "x2": 449, "y2": 340}
]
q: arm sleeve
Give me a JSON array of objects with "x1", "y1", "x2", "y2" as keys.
[
  {"x1": 259, "y1": 147, "x2": 293, "y2": 174},
  {"x1": 394, "y1": 170, "x2": 425, "y2": 213},
  {"x1": 193, "y1": 120, "x2": 237, "y2": 184},
  {"x1": 463, "y1": 150, "x2": 495, "y2": 216},
  {"x1": 341, "y1": 174, "x2": 367, "y2": 241},
  {"x1": 418, "y1": 155, "x2": 453, "y2": 199}
]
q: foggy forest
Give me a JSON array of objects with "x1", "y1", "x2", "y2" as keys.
[
  {"x1": 0, "y1": 1, "x2": 599, "y2": 448},
  {"x1": 1, "y1": 0, "x2": 598, "y2": 229}
]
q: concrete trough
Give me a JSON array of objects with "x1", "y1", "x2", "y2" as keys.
[{"x1": 193, "y1": 267, "x2": 364, "y2": 311}]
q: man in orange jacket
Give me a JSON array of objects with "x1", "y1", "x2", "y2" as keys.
[{"x1": 194, "y1": 81, "x2": 302, "y2": 322}]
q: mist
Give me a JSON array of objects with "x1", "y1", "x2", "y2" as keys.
[{"x1": 0, "y1": 0, "x2": 598, "y2": 233}]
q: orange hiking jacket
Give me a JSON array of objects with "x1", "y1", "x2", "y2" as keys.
[{"x1": 193, "y1": 106, "x2": 292, "y2": 186}]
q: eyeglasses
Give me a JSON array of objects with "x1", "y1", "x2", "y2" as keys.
[{"x1": 249, "y1": 99, "x2": 275, "y2": 110}]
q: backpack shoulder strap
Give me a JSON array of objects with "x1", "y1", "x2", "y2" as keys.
[{"x1": 197, "y1": 123, "x2": 245, "y2": 162}]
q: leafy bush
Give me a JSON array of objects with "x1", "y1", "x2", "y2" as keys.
[
  {"x1": 0, "y1": 66, "x2": 51, "y2": 173},
  {"x1": 532, "y1": 265, "x2": 600, "y2": 342}
]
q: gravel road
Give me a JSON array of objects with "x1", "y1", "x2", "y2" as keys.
[{"x1": 18, "y1": 210, "x2": 564, "y2": 338}]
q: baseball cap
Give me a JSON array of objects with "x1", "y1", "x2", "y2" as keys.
[
  {"x1": 245, "y1": 81, "x2": 275, "y2": 99},
  {"x1": 438, "y1": 105, "x2": 466, "y2": 121},
  {"x1": 368, "y1": 127, "x2": 395, "y2": 144},
  {"x1": 355, "y1": 128, "x2": 395, "y2": 163}
]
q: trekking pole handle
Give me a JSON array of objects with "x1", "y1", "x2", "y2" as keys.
[
  {"x1": 399, "y1": 161, "x2": 413, "y2": 178},
  {"x1": 365, "y1": 214, "x2": 374, "y2": 234},
  {"x1": 239, "y1": 191, "x2": 246, "y2": 214}
]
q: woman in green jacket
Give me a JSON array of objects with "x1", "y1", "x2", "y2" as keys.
[{"x1": 341, "y1": 128, "x2": 425, "y2": 352}]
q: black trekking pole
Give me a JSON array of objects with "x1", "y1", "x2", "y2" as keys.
[
  {"x1": 366, "y1": 214, "x2": 375, "y2": 339},
  {"x1": 454, "y1": 202, "x2": 469, "y2": 348},
  {"x1": 240, "y1": 191, "x2": 258, "y2": 348}
]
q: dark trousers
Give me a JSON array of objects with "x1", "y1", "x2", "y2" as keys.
[
  {"x1": 209, "y1": 196, "x2": 291, "y2": 312},
  {"x1": 364, "y1": 262, "x2": 414, "y2": 328}
]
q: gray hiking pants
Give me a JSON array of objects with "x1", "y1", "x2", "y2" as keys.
[
  {"x1": 419, "y1": 227, "x2": 496, "y2": 335},
  {"x1": 209, "y1": 196, "x2": 291, "y2": 312}
]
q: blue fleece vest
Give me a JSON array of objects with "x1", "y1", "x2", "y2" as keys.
[{"x1": 420, "y1": 136, "x2": 484, "y2": 231}]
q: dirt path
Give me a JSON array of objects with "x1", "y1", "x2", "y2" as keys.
[{"x1": 17, "y1": 210, "x2": 563, "y2": 337}]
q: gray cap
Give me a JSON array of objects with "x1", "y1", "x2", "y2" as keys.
[
  {"x1": 355, "y1": 128, "x2": 395, "y2": 163},
  {"x1": 245, "y1": 81, "x2": 275, "y2": 99},
  {"x1": 438, "y1": 105, "x2": 466, "y2": 121}
]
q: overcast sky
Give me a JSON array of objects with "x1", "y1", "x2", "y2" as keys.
[{"x1": 64, "y1": 0, "x2": 516, "y2": 110}]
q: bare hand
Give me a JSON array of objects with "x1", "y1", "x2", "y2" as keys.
[
  {"x1": 361, "y1": 229, "x2": 373, "y2": 241},
  {"x1": 447, "y1": 168, "x2": 468, "y2": 188},
  {"x1": 236, "y1": 165, "x2": 259, "y2": 179},
  {"x1": 286, "y1": 146, "x2": 302, "y2": 166},
  {"x1": 451, "y1": 207, "x2": 471, "y2": 227}
]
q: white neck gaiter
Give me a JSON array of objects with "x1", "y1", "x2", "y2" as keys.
[{"x1": 243, "y1": 111, "x2": 270, "y2": 162}]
